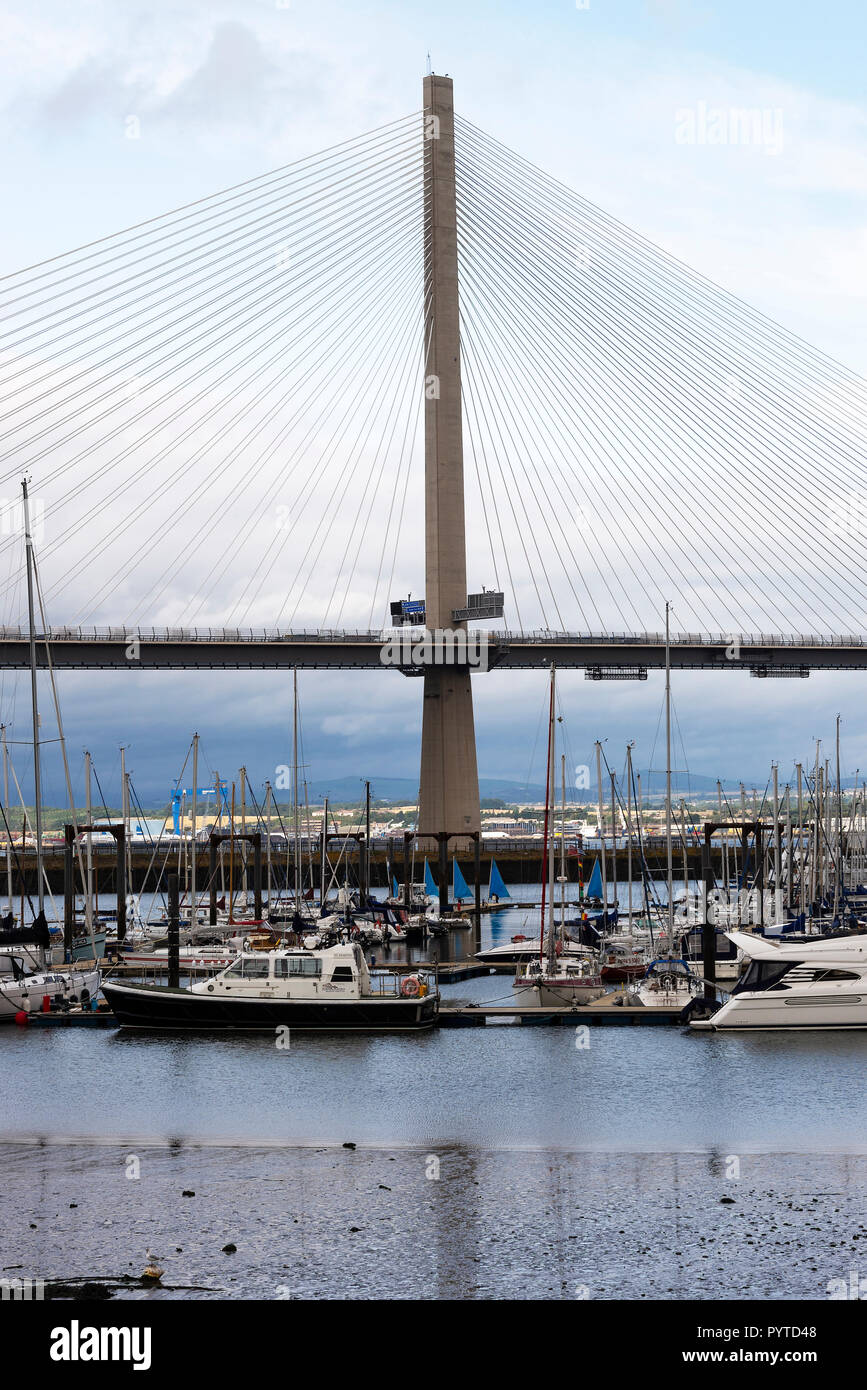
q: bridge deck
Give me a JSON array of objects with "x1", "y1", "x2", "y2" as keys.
[{"x1": 1, "y1": 629, "x2": 865, "y2": 670}]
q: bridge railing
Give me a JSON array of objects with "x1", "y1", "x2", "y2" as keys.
[{"x1": 0, "y1": 626, "x2": 865, "y2": 647}]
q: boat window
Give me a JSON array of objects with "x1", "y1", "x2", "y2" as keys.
[
  {"x1": 732, "y1": 959, "x2": 794, "y2": 995},
  {"x1": 330, "y1": 966, "x2": 355, "y2": 981},
  {"x1": 276, "y1": 956, "x2": 322, "y2": 977},
  {"x1": 242, "y1": 958, "x2": 271, "y2": 978},
  {"x1": 813, "y1": 969, "x2": 860, "y2": 982}
]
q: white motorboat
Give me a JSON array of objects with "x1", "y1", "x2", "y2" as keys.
[
  {"x1": 691, "y1": 929, "x2": 867, "y2": 1031},
  {"x1": 476, "y1": 936, "x2": 591, "y2": 966},
  {"x1": 0, "y1": 953, "x2": 101, "y2": 1021}
]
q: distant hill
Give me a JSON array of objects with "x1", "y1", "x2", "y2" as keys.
[{"x1": 301, "y1": 772, "x2": 747, "y2": 805}]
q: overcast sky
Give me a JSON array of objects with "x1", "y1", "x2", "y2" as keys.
[{"x1": 1, "y1": 0, "x2": 866, "y2": 805}]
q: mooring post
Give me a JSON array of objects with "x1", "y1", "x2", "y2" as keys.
[
  {"x1": 63, "y1": 823, "x2": 74, "y2": 960},
  {"x1": 473, "y1": 833, "x2": 481, "y2": 917},
  {"x1": 167, "y1": 871, "x2": 180, "y2": 989},
  {"x1": 116, "y1": 824, "x2": 126, "y2": 943},
  {"x1": 438, "y1": 833, "x2": 449, "y2": 916},
  {"x1": 403, "y1": 832, "x2": 411, "y2": 913},
  {"x1": 209, "y1": 834, "x2": 218, "y2": 926},
  {"x1": 252, "y1": 832, "x2": 262, "y2": 920},
  {"x1": 701, "y1": 834, "x2": 715, "y2": 1002}
]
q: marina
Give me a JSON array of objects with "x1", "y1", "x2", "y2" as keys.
[{"x1": 0, "y1": 1, "x2": 864, "y2": 1338}]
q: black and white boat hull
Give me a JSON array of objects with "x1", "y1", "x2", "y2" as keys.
[{"x1": 101, "y1": 979, "x2": 439, "y2": 1031}]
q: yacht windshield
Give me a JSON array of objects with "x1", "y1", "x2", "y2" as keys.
[{"x1": 732, "y1": 959, "x2": 794, "y2": 995}]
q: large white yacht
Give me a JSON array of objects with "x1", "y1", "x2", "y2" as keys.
[{"x1": 692, "y1": 929, "x2": 867, "y2": 1031}]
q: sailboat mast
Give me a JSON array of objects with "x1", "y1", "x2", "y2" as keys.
[
  {"x1": 23, "y1": 479, "x2": 44, "y2": 919},
  {"x1": 836, "y1": 715, "x2": 844, "y2": 912},
  {"x1": 547, "y1": 668, "x2": 556, "y2": 966},
  {"x1": 595, "y1": 742, "x2": 607, "y2": 911},
  {"x1": 665, "y1": 601, "x2": 673, "y2": 945},
  {"x1": 293, "y1": 670, "x2": 300, "y2": 905},
  {"x1": 772, "y1": 763, "x2": 781, "y2": 926},
  {"x1": 540, "y1": 666, "x2": 555, "y2": 965},
  {"x1": 560, "y1": 754, "x2": 567, "y2": 925},
  {"x1": 2, "y1": 726, "x2": 11, "y2": 910},
  {"x1": 85, "y1": 750, "x2": 93, "y2": 940},
  {"x1": 191, "y1": 734, "x2": 199, "y2": 918},
  {"x1": 265, "y1": 781, "x2": 272, "y2": 913},
  {"x1": 626, "y1": 744, "x2": 634, "y2": 935}
]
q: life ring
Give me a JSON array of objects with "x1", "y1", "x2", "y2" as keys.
[{"x1": 400, "y1": 975, "x2": 422, "y2": 998}]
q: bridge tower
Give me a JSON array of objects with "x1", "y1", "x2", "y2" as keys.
[{"x1": 417, "y1": 73, "x2": 481, "y2": 840}]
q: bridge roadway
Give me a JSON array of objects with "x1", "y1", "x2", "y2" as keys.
[{"x1": 0, "y1": 627, "x2": 866, "y2": 671}]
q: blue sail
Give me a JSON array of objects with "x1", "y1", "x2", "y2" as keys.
[
  {"x1": 392, "y1": 876, "x2": 400, "y2": 898},
  {"x1": 453, "y1": 858, "x2": 471, "y2": 900},
  {"x1": 585, "y1": 857, "x2": 603, "y2": 899},
  {"x1": 424, "y1": 858, "x2": 438, "y2": 897},
  {"x1": 488, "y1": 858, "x2": 510, "y2": 900}
]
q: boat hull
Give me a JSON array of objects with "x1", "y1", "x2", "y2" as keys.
[
  {"x1": 102, "y1": 980, "x2": 439, "y2": 1031},
  {"x1": 512, "y1": 978, "x2": 605, "y2": 1007}
]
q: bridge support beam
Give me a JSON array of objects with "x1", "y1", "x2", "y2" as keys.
[{"x1": 418, "y1": 73, "x2": 480, "y2": 842}]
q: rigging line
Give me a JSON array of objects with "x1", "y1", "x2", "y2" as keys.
[
  {"x1": 273, "y1": 276, "x2": 427, "y2": 631},
  {"x1": 457, "y1": 225, "x2": 867, "y2": 635},
  {"x1": 377, "y1": 377, "x2": 426, "y2": 632},
  {"x1": 455, "y1": 126, "x2": 867, "y2": 431},
  {"x1": 0, "y1": 160, "x2": 423, "y2": 414},
  {"x1": 456, "y1": 158, "x2": 867, "y2": 516},
  {"x1": 367, "y1": 310, "x2": 431, "y2": 630},
  {"x1": 0, "y1": 186, "x2": 424, "y2": 473},
  {"x1": 458, "y1": 166, "x2": 867, "y2": 492},
  {"x1": 329, "y1": 306, "x2": 428, "y2": 628},
  {"x1": 455, "y1": 139, "x2": 867, "y2": 459},
  {"x1": 1, "y1": 110, "x2": 424, "y2": 286},
  {"x1": 0, "y1": 131, "x2": 423, "y2": 327},
  {"x1": 458, "y1": 317, "x2": 553, "y2": 627},
  {"x1": 204, "y1": 253, "x2": 424, "y2": 627},
  {"x1": 225, "y1": 269, "x2": 424, "y2": 629},
  {"x1": 455, "y1": 154, "x2": 867, "y2": 490},
  {"x1": 457, "y1": 238, "x2": 718, "y2": 631},
  {"x1": 452, "y1": 259, "x2": 839, "y2": 636},
  {"x1": 315, "y1": 281, "x2": 426, "y2": 625},
  {"x1": 459, "y1": 352, "x2": 525, "y2": 634},
  {"x1": 458, "y1": 295, "x2": 600, "y2": 630},
  {"x1": 73, "y1": 238, "x2": 426, "y2": 621},
  {"x1": 334, "y1": 319, "x2": 426, "y2": 629},
  {"x1": 150, "y1": 253, "x2": 427, "y2": 628},
  {"x1": 457, "y1": 256, "x2": 636, "y2": 630},
  {"x1": 454, "y1": 115, "x2": 867, "y2": 405},
  {"x1": 3, "y1": 211, "x2": 425, "y2": 594},
  {"x1": 456, "y1": 211, "x2": 817, "y2": 631},
  {"x1": 0, "y1": 153, "x2": 425, "y2": 417}
]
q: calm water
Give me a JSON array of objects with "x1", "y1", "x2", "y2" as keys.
[{"x1": 5, "y1": 879, "x2": 864, "y2": 1299}]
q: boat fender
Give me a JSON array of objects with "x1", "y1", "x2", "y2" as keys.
[{"x1": 400, "y1": 976, "x2": 422, "y2": 998}]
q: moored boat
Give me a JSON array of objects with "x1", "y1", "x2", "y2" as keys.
[{"x1": 102, "y1": 942, "x2": 439, "y2": 1031}]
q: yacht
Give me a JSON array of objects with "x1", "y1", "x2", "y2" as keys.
[
  {"x1": 512, "y1": 953, "x2": 605, "y2": 1007},
  {"x1": 691, "y1": 929, "x2": 867, "y2": 1031},
  {"x1": 101, "y1": 942, "x2": 439, "y2": 1031},
  {"x1": 0, "y1": 953, "x2": 100, "y2": 1021},
  {"x1": 626, "y1": 957, "x2": 704, "y2": 1009}
]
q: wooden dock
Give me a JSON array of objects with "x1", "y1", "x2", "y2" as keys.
[{"x1": 438, "y1": 994, "x2": 683, "y2": 1026}]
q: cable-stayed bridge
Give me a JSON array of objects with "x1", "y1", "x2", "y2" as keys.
[{"x1": 1, "y1": 74, "x2": 866, "y2": 829}]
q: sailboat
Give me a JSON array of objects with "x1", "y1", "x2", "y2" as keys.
[
  {"x1": 486, "y1": 858, "x2": 510, "y2": 905},
  {"x1": 627, "y1": 604, "x2": 701, "y2": 1010},
  {"x1": 513, "y1": 666, "x2": 605, "y2": 1008},
  {"x1": 452, "y1": 857, "x2": 471, "y2": 905}
]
